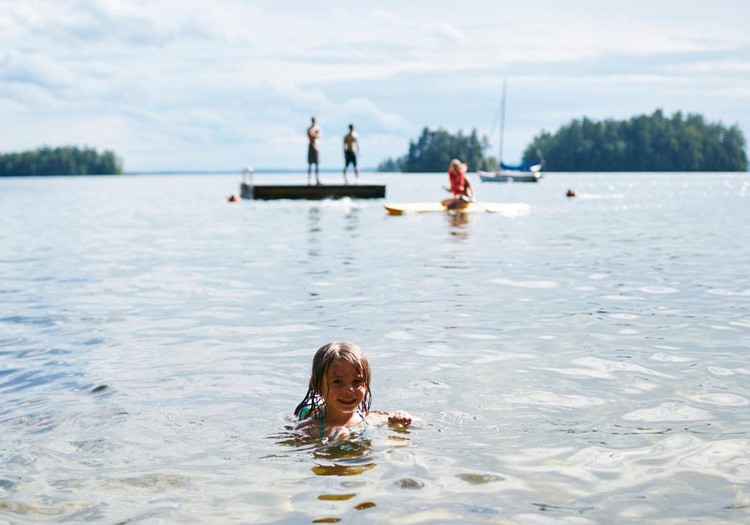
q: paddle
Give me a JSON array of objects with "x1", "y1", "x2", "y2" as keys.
[
  {"x1": 442, "y1": 177, "x2": 497, "y2": 213},
  {"x1": 466, "y1": 174, "x2": 506, "y2": 213},
  {"x1": 466, "y1": 197, "x2": 495, "y2": 213},
  {"x1": 441, "y1": 192, "x2": 496, "y2": 213}
]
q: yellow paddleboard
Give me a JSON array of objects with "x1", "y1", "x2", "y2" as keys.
[{"x1": 384, "y1": 202, "x2": 530, "y2": 216}]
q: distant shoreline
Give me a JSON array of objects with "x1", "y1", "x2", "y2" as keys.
[
  {"x1": 2, "y1": 169, "x2": 747, "y2": 178},
  {"x1": 0, "y1": 168, "x2": 379, "y2": 177},
  {"x1": 124, "y1": 168, "x2": 380, "y2": 175}
]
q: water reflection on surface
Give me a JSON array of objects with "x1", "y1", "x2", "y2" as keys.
[
  {"x1": 1, "y1": 173, "x2": 749, "y2": 523},
  {"x1": 273, "y1": 424, "x2": 415, "y2": 523}
]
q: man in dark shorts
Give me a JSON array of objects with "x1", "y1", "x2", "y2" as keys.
[
  {"x1": 307, "y1": 117, "x2": 321, "y2": 185},
  {"x1": 343, "y1": 123, "x2": 359, "y2": 183}
]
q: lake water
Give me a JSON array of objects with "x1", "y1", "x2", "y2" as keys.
[{"x1": 1, "y1": 171, "x2": 749, "y2": 524}]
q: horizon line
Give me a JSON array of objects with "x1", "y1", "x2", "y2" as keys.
[{"x1": 125, "y1": 167, "x2": 380, "y2": 175}]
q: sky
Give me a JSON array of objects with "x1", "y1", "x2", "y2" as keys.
[{"x1": 1, "y1": 0, "x2": 749, "y2": 172}]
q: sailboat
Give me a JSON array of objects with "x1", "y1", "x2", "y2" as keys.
[{"x1": 477, "y1": 81, "x2": 544, "y2": 183}]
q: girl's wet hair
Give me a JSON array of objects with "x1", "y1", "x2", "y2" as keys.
[{"x1": 294, "y1": 341, "x2": 372, "y2": 420}]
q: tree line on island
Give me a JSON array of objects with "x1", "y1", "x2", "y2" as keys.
[
  {"x1": 378, "y1": 110, "x2": 748, "y2": 172},
  {"x1": 0, "y1": 146, "x2": 122, "y2": 176},
  {"x1": 377, "y1": 128, "x2": 489, "y2": 173},
  {"x1": 1, "y1": 110, "x2": 746, "y2": 176}
]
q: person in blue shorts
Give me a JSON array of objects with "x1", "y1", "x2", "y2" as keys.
[{"x1": 342, "y1": 124, "x2": 360, "y2": 184}]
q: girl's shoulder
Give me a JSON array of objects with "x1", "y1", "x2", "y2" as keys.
[{"x1": 294, "y1": 417, "x2": 320, "y2": 432}]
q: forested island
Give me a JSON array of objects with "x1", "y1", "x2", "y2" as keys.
[
  {"x1": 379, "y1": 110, "x2": 748, "y2": 172},
  {"x1": 378, "y1": 128, "x2": 488, "y2": 173},
  {"x1": 2, "y1": 111, "x2": 745, "y2": 175},
  {"x1": 0, "y1": 146, "x2": 123, "y2": 176}
]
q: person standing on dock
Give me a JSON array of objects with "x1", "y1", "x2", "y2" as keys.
[
  {"x1": 342, "y1": 123, "x2": 360, "y2": 184},
  {"x1": 307, "y1": 117, "x2": 321, "y2": 185}
]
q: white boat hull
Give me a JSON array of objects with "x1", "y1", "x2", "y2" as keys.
[{"x1": 477, "y1": 170, "x2": 544, "y2": 183}]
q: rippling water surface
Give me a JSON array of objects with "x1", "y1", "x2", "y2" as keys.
[{"x1": 1, "y1": 172, "x2": 749, "y2": 524}]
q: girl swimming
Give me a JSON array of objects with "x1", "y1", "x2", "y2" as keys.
[{"x1": 294, "y1": 341, "x2": 412, "y2": 440}]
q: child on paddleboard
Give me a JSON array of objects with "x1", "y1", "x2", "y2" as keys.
[
  {"x1": 294, "y1": 341, "x2": 412, "y2": 440},
  {"x1": 444, "y1": 158, "x2": 474, "y2": 209}
]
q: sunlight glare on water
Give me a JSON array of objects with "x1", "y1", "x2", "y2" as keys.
[{"x1": 1, "y1": 172, "x2": 749, "y2": 523}]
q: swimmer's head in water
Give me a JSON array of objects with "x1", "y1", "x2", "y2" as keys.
[{"x1": 294, "y1": 341, "x2": 372, "y2": 420}]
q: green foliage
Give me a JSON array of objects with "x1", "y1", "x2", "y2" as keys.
[
  {"x1": 523, "y1": 110, "x2": 748, "y2": 171},
  {"x1": 376, "y1": 157, "x2": 403, "y2": 172},
  {"x1": 0, "y1": 146, "x2": 123, "y2": 176},
  {"x1": 378, "y1": 127, "x2": 489, "y2": 172}
]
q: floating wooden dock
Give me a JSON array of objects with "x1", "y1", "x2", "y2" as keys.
[{"x1": 240, "y1": 182, "x2": 386, "y2": 200}]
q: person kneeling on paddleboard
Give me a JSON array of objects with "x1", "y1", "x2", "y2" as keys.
[{"x1": 443, "y1": 158, "x2": 474, "y2": 210}]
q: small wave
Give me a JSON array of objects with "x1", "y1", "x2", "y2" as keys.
[
  {"x1": 706, "y1": 288, "x2": 750, "y2": 297},
  {"x1": 384, "y1": 331, "x2": 414, "y2": 341},
  {"x1": 573, "y1": 357, "x2": 676, "y2": 378},
  {"x1": 0, "y1": 315, "x2": 57, "y2": 327},
  {"x1": 490, "y1": 278, "x2": 559, "y2": 289},
  {"x1": 608, "y1": 313, "x2": 640, "y2": 320},
  {"x1": 0, "y1": 338, "x2": 26, "y2": 348},
  {"x1": 241, "y1": 324, "x2": 320, "y2": 335},
  {"x1": 622, "y1": 403, "x2": 712, "y2": 422},
  {"x1": 578, "y1": 193, "x2": 626, "y2": 200},
  {"x1": 650, "y1": 352, "x2": 694, "y2": 363},
  {"x1": 502, "y1": 391, "x2": 606, "y2": 408},
  {"x1": 677, "y1": 438, "x2": 750, "y2": 481},
  {"x1": 729, "y1": 319, "x2": 750, "y2": 329},
  {"x1": 639, "y1": 286, "x2": 679, "y2": 294},
  {"x1": 707, "y1": 366, "x2": 735, "y2": 376},
  {"x1": 684, "y1": 393, "x2": 748, "y2": 407},
  {"x1": 602, "y1": 294, "x2": 641, "y2": 302}
]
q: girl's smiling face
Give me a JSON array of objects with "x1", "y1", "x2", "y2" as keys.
[{"x1": 320, "y1": 359, "x2": 368, "y2": 417}]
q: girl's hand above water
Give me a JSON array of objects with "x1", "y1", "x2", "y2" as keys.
[{"x1": 387, "y1": 410, "x2": 412, "y2": 426}]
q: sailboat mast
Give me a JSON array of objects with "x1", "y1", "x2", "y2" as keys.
[{"x1": 498, "y1": 80, "x2": 506, "y2": 168}]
